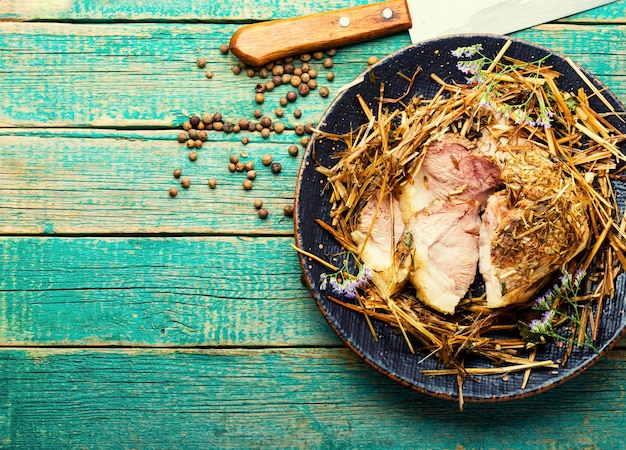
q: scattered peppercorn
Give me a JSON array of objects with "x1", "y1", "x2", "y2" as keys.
[
  {"x1": 307, "y1": 79, "x2": 317, "y2": 90},
  {"x1": 323, "y1": 58, "x2": 334, "y2": 69},
  {"x1": 188, "y1": 128, "x2": 199, "y2": 139},
  {"x1": 272, "y1": 65, "x2": 284, "y2": 76},
  {"x1": 194, "y1": 140, "x2": 203, "y2": 149},
  {"x1": 298, "y1": 83, "x2": 310, "y2": 96},
  {"x1": 304, "y1": 123, "x2": 315, "y2": 134},
  {"x1": 190, "y1": 116, "x2": 201, "y2": 127},
  {"x1": 294, "y1": 124, "x2": 305, "y2": 136},
  {"x1": 254, "y1": 198, "x2": 263, "y2": 209},
  {"x1": 261, "y1": 128, "x2": 270, "y2": 139},
  {"x1": 326, "y1": 72, "x2": 335, "y2": 82},
  {"x1": 300, "y1": 53, "x2": 311, "y2": 62},
  {"x1": 319, "y1": 87, "x2": 330, "y2": 98},
  {"x1": 183, "y1": 121, "x2": 192, "y2": 131},
  {"x1": 288, "y1": 145, "x2": 299, "y2": 157},
  {"x1": 169, "y1": 187, "x2": 178, "y2": 197},
  {"x1": 301, "y1": 136, "x2": 311, "y2": 147},
  {"x1": 286, "y1": 91, "x2": 297, "y2": 102},
  {"x1": 236, "y1": 162, "x2": 245, "y2": 172},
  {"x1": 255, "y1": 93, "x2": 265, "y2": 104},
  {"x1": 271, "y1": 162, "x2": 282, "y2": 174},
  {"x1": 230, "y1": 155, "x2": 239, "y2": 164},
  {"x1": 228, "y1": 163, "x2": 236, "y2": 172},
  {"x1": 189, "y1": 151, "x2": 198, "y2": 161},
  {"x1": 223, "y1": 122, "x2": 234, "y2": 133},
  {"x1": 284, "y1": 205, "x2": 294, "y2": 217},
  {"x1": 208, "y1": 178, "x2": 217, "y2": 189},
  {"x1": 284, "y1": 62, "x2": 295, "y2": 74},
  {"x1": 262, "y1": 154, "x2": 273, "y2": 165},
  {"x1": 244, "y1": 161, "x2": 255, "y2": 171},
  {"x1": 219, "y1": 44, "x2": 229, "y2": 54},
  {"x1": 290, "y1": 75, "x2": 301, "y2": 87},
  {"x1": 243, "y1": 179, "x2": 253, "y2": 190},
  {"x1": 327, "y1": 49, "x2": 337, "y2": 56},
  {"x1": 247, "y1": 69, "x2": 256, "y2": 77},
  {"x1": 275, "y1": 108, "x2": 284, "y2": 117},
  {"x1": 213, "y1": 121, "x2": 224, "y2": 131},
  {"x1": 181, "y1": 177, "x2": 191, "y2": 189},
  {"x1": 313, "y1": 51, "x2": 324, "y2": 60},
  {"x1": 264, "y1": 81, "x2": 275, "y2": 92},
  {"x1": 293, "y1": 109, "x2": 302, "y2": 119},
  {"x1": 173, "y1": 168, "x2": 182, "y2": 178},
  {"x1": 308, "y1": 68, "x2": 318, "y2": 79},
  {"x1": 186, "y1": 139, "x2": 195, "y2": 148},
  {"x1": 197, "y1": 57, "x2": 207, "y2": 68},
  {"x1": 231, "y1": 65, "x2": 242, "y2": 75},
  {"x1": 198, "y1": 130, "x2": 208, "y2": 141},
  {"x1": 279, "y1": 97, "x2": 288, "y2": 107},
  {"x1": 273, "y1": 122, "x2": 285, "y2": 134},
  {"x1": 177, "y1": 132, "x2": 188, "y2": 143},
  {"x1": 241, "y1": 137, "x2": 249, "y2": 145},
  {"x1": 367, "y1": 56, "x2": 379, "y2": 65},
  {"x1": 258, "y1": 208, "x2": 269, "y2": 220},
  {"x1": 247, "y1": 170, "x2": 257, "y2": 180},
  {"x1": 205, "y1": 70, "x2": 213, "y2": 79}
]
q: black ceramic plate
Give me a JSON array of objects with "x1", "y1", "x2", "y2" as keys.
[{"x1": 295, "y1": 35, "x2": 626, "y2": 402}]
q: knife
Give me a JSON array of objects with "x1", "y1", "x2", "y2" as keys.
[{"x1": 229, "y1": 0, "x2": 615, "y2": 67}]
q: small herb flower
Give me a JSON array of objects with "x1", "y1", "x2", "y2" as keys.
[
  {"x1": 451, "y1": 44, "x2": 483, "y2": 58},
  {"x1": 319, "y1": 252, "x2": 372, "y2": 299}
]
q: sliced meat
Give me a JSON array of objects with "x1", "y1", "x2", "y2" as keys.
[
  {"x1": 351, "y1": 193, "x2": 411, "y2": 298},
  {"x1": 406, "y1": 200, "x2": 481, "y2": 314},
  {"x1": 478, "y1": 147, "x2": 591, "y2": 308},
  {"x1": 399, "y1": 134, "x2": 501, "y2": 221}
]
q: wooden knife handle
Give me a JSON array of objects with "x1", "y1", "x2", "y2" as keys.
[{"x1": 229, "y1": 0, "x2": 412, "y2": 67}]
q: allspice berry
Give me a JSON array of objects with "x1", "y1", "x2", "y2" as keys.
[
  {"x1": 298, "y1": 83, "x2": 310, "y2": 97},
  {"x1": 169, "y1": 187, "x2": 178, "y2": 197},
  {"x1": 244, "y1": 161, "x2": 255, "y2": 171},
  {"x1": 219, "y1": 44, "x2": 229, "y2": 54},
  {"x1": 273, "y1": 122, "x2": 285, "y2": 134},
  {"x1": 189, "y1": 151, "x2": 198, "y2": 161},
  {"x1": 260, "y1": 116, "x2": 272, "y2": 128},
  {"x1": 323, "y1": 58, "x2": 334, "y2": 69},
  {"x1": 173, "y1": 168, "x2": 182, "y2": 178},
  {"x1": 177, "y1": 132, "x2": 188, "y2": 143},
  {"x1": 243, "y1": 179, "x2": 253, "y2": 190},
  {"x1": 286, "y1": 91, "x2": 298, "y2": 102},
  {"x1": 253, "y1": 199, "x2": 263, "y2": 209},
  {"x1": 319, "y1": 87, "x2": 330, "y2": 98},
  {"x1": 205, "y1": 70, "x2": 213, "y2": 79},
  {"x1": 288, "y1": 145, "x2": 299, "y2": 157},
  {"x1": 181, "y1": 177, "x2": 191, "y2": 189},
  {"x1": 326, "y1": 72, "x2": 335, "y2": 82},
  {"x1": 284, "y1": 205, "x2": 294, "y2": 217},
  {"x1": 189, "y1": 116, "x2": 201, "y2": 127},
  {"x1": 262, "y1": 154, "x2": 273, "y2": 166},
  {"x1": 367, "y1": 55, "x2": 379, "y2": 65},
  {"x1": 247, "y1": 169, "x2": 257, "y2": 180},
  {"x1": 261, "y1": 128, "x2": 270, "y2": 139},
  {"x1": 258, "y1": 208, "x2": 269, "y2": 220},
  {"x1": 255, "y1": 93, "x2": 265, "y2": 104},
  {"x1": 197, "y1": 57, "x2": 207, "y2": 68},
  {"x1": 208, "y1": 178, "x2": 217, "y2": 189},
  {"x1": 271, "y1": 162, "x2": 282, "y2": 174},
  {"x1": 293, "y1": 109, "x2": 302, "y2": 119}
]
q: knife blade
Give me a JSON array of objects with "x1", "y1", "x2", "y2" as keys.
[{"x1": 229, "y1": 0, "x2": 615, "y2": 67}]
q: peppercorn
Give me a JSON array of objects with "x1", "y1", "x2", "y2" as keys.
[
  {"x1": 197, "y1": 57, "x2": 207, "y2": 68},
  {"x1": 198, "y1": 130, "x2": 208, "y2": 141},
  {"x1": 202, "y1": 113, "x2": 213, "y2": 124},
  {"x1": 177, "y1": 132, "x2": 188, "y2": 143},
  {"x1": 169, "y1": 187, "x2": 178, "y2": 197},
  {"x1": 294, "y1": 124, "x2": 305, "y2": 136},
  {"x1": 219, "y1": 44, "x2": 229, "y2": 54},
  {"x1": 262, "y1": 154, "x2": 273, "y2": 165},
  {"x1": 323, "y1": 58, "x2": 334, "y2": 69},
  {"x1": 284, "y1": 205, "x2": 294, "y2": 217},
  {"x1": 367, "y1": 56, "x2": 379, "y2": 65},
  {"x1": 304, "y1": 123, "x2": 315, "y2": 134},
  {"x1": 300, "y1": 63, "x2": 310, "y2": 73},
  {"x1": 301, "y1": 136, "x2": 311, "y2": 147},
  {"x1": 261, "y1": 128, "x2": 270, "y2": 139},
  {"x1": 308, "y1": 68, "x2": 318, "y2": 79},
  {"x1": 286, "y1": 91, "x2": 298, "y2": 102},
  {"x1": 273, "y1": 122, "x2": 285, "y2": 133},
  {"x1": 189, "y1": 151, "x2": 198, "y2": 161},
  {"x1": 254, "y1": 93, "x2": 265, "y2": 104},
  {"x1": 301, "y1": 73, "x2": 310, "y2": 83},
  {"x1": 173, "y1": 168, "x2": 182, "y2": 178},
  {"x1": 326, "y1": 72, "x2": 335, "y2": 82},
  {"x1": 254, "y1": 198, "x2": 263, "y2": 209},
  {"x1": 258, "y1": 68, "x2": 269, "y2": 79},
  {"x1": 205, "y1": 70, "x2": 213, "y2": 79},
  {"x1": 271, "y1": 162, "x2": 282, "y2": 174},
  {"x1": 247, "y1": 169, "x2": 257, "y2": 180},
  {"x1": 188, "y1": 128, "x2": 199, "y2": 139},
  {"x1": 239, "y1": 118, "x2": 250, "y2": 129},
  {"x1": 284, "y1": 62, "x2": 295, "y2": 74},
  {"x1": 260, "y1": 116, "x2": 272, "y2": 128},
  {"x1": 293, "y1": 109, "x2": 302, "y2": 119},
  {"x1": 288, "y1": 145, "x2": 299, "y2": 157},
  {"x1": 186, "y1": 139, "x2": 195, "y2": 148},
  {"x1": 248, "y1": 123, "x2": 256, "y2": 132},
  {"x1": 247, "y1": 69, "x2": 256, "y2": 77},
  {"x1": 243, "y1": 179, "x2": 253, "y2": 190},
  {"x1": 258, "y1": 208, "x2": 269, "y2": 220},
  {"x1": 208, "y1": 178, "x2": 217, "y2": 189},
  {"x1": 255, "y1": 123, "x2": 263, "y2": 132},
  {"x1": 319, "y1": 87, "x2": 330, "y2": 98},
  {"x1": 279, "y1": 97, "x2": 288, "y2": 107},
  {"x1": 327, "y1": 49, "x2": 337, "y2": 56},
  {"x1": 293, "y1": 67, "x2": 303, "y2": 77},
  {"x1": 190, "y1": 116, "x2": 201, "y2": 127},
  {"x1": 244, "y1": 161, "x2": 254, "y2": 171},
  {"x1": 307, "y1": 79, "x2": 317, "y2": 90},
  {"x1": 213, "y1": 112, "x2": 222, "y2": 122},
  {"x1": 253, "y1": 109, "x2": 262, "y2": 119},
  {"x1": 241, "y1": 137, "x2": 249, "y2": 145},
  {"x1": 264, "y1": 81, "x2": 275, "y2": 92},
  {"x1": 213, "y1": 121, "x2": 224, "y2": 131},
  {"x1": 197, "y1": 122, "x2": 205, "y2": 130},
  {"x1": 232, "y1": 65, "x2": 242, "y2": 75},
  {"x1": 272, "y1": 75, "x2": 283, "y2": 87},
  {"x1": 183, "y1": 120, "x2": 192, "y2": 131},
  {"x1": 298, "y1": 83, "x2": 310, "y2": 96},
  {"x1": 290, "y1": 75, "x2": 301, "y2": 87},
  {"x1": 271, "y1": 65, "x2": 284, "y2": 76},
  {"x1": 275, "y1": 108, "x2": 284, "y2": 117},
  {"x1": 236, "y1": 162, "x2": 245, "y2": 172},
  {"x1": 230, "y1": 155, "x2": 239, "y2": 164},
  {"x1": 181, "y1": 177, "x2": 191, "y2": 189},
  {"x1": 228, "y1": 163, "x2": 236, "y2": 172},
  {"x1": 300, "y1": 53, "x2": 311, "y2": 62},
  {"x1": 313, "y1": 51, "x2": 324, "y2": 60},
  {"x1": 255, "y1": 83, "x2": 265, "y2": 93},
  {"x1": 194, "y1": 140, "x2": 203, "y2": 149},
  {"x1": 223, "y1": 122, "x2": 234, "y2": 133},
  {"x1": 233, "y1": 125, "x2": 241, "y2": 133}
]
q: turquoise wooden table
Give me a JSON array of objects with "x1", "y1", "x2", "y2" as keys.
[{"x1": 1, "y1": 1, "x2": 625, "y2": 448}]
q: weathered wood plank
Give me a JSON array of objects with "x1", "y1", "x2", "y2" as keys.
[
  {"x1": 0, "y1": 0, "x2": 623, "y2": 23},
  {"x1": 0, "y1": 23, "x2": 624, "y2": 128},
  {"x1": 0, "y1": 130, "x2": 305, "y2": 234},
  {"x1": 0, "y1": 235, "x2": 342, "y2": 346},
  {"x1": 1, "y1": 347, "x2": 625, "y2": 448}
]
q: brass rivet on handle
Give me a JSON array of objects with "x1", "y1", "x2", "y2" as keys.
[
  {"x1": 381, "y1": 8, "x2": 393, "y2": 19},
  {"x1": 339, "y1": 16, "x2": 350, "y2": 27}
]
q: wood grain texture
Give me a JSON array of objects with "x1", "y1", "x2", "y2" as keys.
[
  {"x1": 0, "y1": 23, "x2": 625, "y2": 128},
  {"x1": 0, "y1": 130, "x2": 304, "y2": 234},
  {"x1": 0, "y1": 0, "x2": 624, "y2": 22},
  {"x1": 0, "y1": 347, "x2": 625, "y2": 448},
  {"x1": 0, "y1": 236, "x2": 341, "y2": 347}
]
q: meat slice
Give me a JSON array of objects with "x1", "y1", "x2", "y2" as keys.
[
  {"x1": 351, "y1": 193, "x2": 411, "y2": 298},
  {"x1": 399, "y1": 134, "x2": 501, "y2": 221},
  {"x1": 478, "y1": 147, "x2": 591, "y2": 308},
  {"x1": 406, "y1": 200, "x2": 481, "y2": 314}
]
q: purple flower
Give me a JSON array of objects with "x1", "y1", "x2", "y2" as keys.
[
  {"x1": 529, "y1": 310, "x2": 555, "y2": 334},
  {"x1": 451, "y1": 44, "x2": 483, "y2": 58}
]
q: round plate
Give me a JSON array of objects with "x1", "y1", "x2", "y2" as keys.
[{"x1": 295, "y1": 35, "x2": 626, "y2": 402}]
